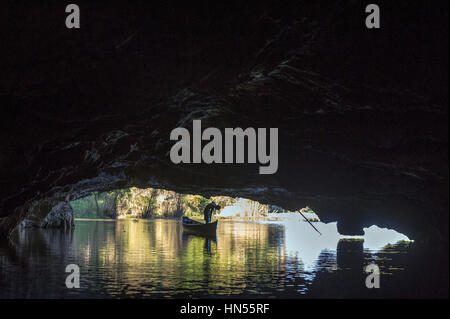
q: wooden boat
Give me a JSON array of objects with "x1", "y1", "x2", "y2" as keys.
[{"x1": 181, "y1": 217, "x2": 218, "y2": 236}]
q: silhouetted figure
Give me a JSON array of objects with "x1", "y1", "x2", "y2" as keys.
[{"x1": 203, "y1": 202, "x2": 221, "y2": 223}]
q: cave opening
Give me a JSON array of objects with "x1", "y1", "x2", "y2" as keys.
[
  {"x1": 68, "y1": 186, "x2": 413, "y2": 251},
  {"x1": 1, "y1": 185, "x2": 421, "y2": 298}
]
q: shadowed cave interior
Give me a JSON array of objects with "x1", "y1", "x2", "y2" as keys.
[{"x1": 0, "y1": 0, "x2": 448, "y2": 249}]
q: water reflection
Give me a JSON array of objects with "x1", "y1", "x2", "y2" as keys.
[
  {"x1": 0, "y1": 219, "x2": 445, "y2": 298},
  {"x1": 281, "y1": 219, "x2": 411, "y2": 272}
]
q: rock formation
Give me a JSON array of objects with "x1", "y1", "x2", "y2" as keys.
[
  {"x1": 0, "y1": 1, "x2": 448, "y2": 242},
  {"x1": 19, "y1": 201, "x2": 74, "y2": 229}
]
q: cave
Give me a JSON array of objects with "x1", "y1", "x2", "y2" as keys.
[
  {"x1": 0, "y1": 0, "x2": 448, "y2": 255},
  {"x1": 0, "y1": 0, "x2": 449, "y2": 301}
]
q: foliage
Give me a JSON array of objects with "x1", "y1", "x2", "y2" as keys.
[
  {"x1": 72, "y1": 188, "x2": 207, "y2": 219},
  {"x1": 182, "y1": 195, "x2": 210, "y2": 217},
  {"x1": 71, "y1": 190, "x2": 124, "y2": 218},
  {"x1": 70, "y1": 194, "x2": 99, "y2": 218},
  {"x1": 72, "y1": 187, "x2": 277, "y2": 221}
]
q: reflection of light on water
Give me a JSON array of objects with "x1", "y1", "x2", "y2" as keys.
[
  {"x1": 220, "y1": 203, "x2": 413, "y2": 278},
  {"x1": 219, "y1": 200, "x2": 413, "y2": 280},
  {"x1": 283, "y1": 221, "x2": 340, "y2": 273},
  {"x1": 276, "y1": 215, "x2": 412, "y2": 278}
]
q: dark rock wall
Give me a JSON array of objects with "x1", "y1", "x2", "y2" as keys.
[
  {"x1": 19, "y1": 200, "x2": 74, "y2": 229},
  {"x1": 0, "y1": 1, "x2": 448, "y2": 240}
]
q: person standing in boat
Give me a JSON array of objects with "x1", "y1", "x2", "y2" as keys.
[{"x1": 203, "y1": 202, "x2": 221, "y2": 223}]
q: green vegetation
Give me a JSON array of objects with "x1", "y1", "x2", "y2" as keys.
[
  {"x1": 182, "y1": 195, "x2": 210, "y2": 217},
  {"x1": 381, "y1": 240, "x2": 412, "y2": 251},
  {"x1": 71, "y1": 188, "x2": 236, "y2": 219},
  {"x1": 71, "y1": 187, "x2": 314, "y2": 221},
  {"x1": 71, "y1": 190, "x2": 123, "y2": 218}
]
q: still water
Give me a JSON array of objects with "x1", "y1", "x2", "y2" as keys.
[{"x1": 0, "y1": 219, "x2": 447, "y2": 298}]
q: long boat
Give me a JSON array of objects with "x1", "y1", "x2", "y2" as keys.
[{"x1": 181, "y1": 217, "x2": 218, "y2": 236}]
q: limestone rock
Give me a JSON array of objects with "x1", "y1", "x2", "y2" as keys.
[{"x1": 19, "y1": 201, "x2": 74, "y2": 229}]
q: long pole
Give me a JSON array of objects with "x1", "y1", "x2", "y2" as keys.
[{"x1": 297, "y1": 210, "x2": 322, "y2": 236}]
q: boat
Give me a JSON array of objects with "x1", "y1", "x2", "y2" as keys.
[{"x1": 181, "y1": 216, "x2": 218, "y2": 236}]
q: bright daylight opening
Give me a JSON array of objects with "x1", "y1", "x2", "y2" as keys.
[{"x1": 70, "y1": 186, "x2": 412, "y2": 280}]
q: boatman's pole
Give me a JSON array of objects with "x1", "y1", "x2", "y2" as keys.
[{"x1": 297, "y1": 209, "x2": 322, "y2": 236}]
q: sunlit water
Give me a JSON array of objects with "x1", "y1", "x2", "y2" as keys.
[{"x1": 0, "y1": 219, "x2": 447, "y2": 298}]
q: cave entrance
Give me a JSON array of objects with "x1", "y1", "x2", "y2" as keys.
[
  {"x1": 1, "y1": 186, "x2": 417, "y2": 299},
  {"x1": 70, "y1": 186, "x2": 316, "y2": 221},
  {"x1": 67, "y1": 187, "x2": 413, "y2": 294},
  {"x1": 69, "y1": 186, "x2": 412, "y2": 251}
]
